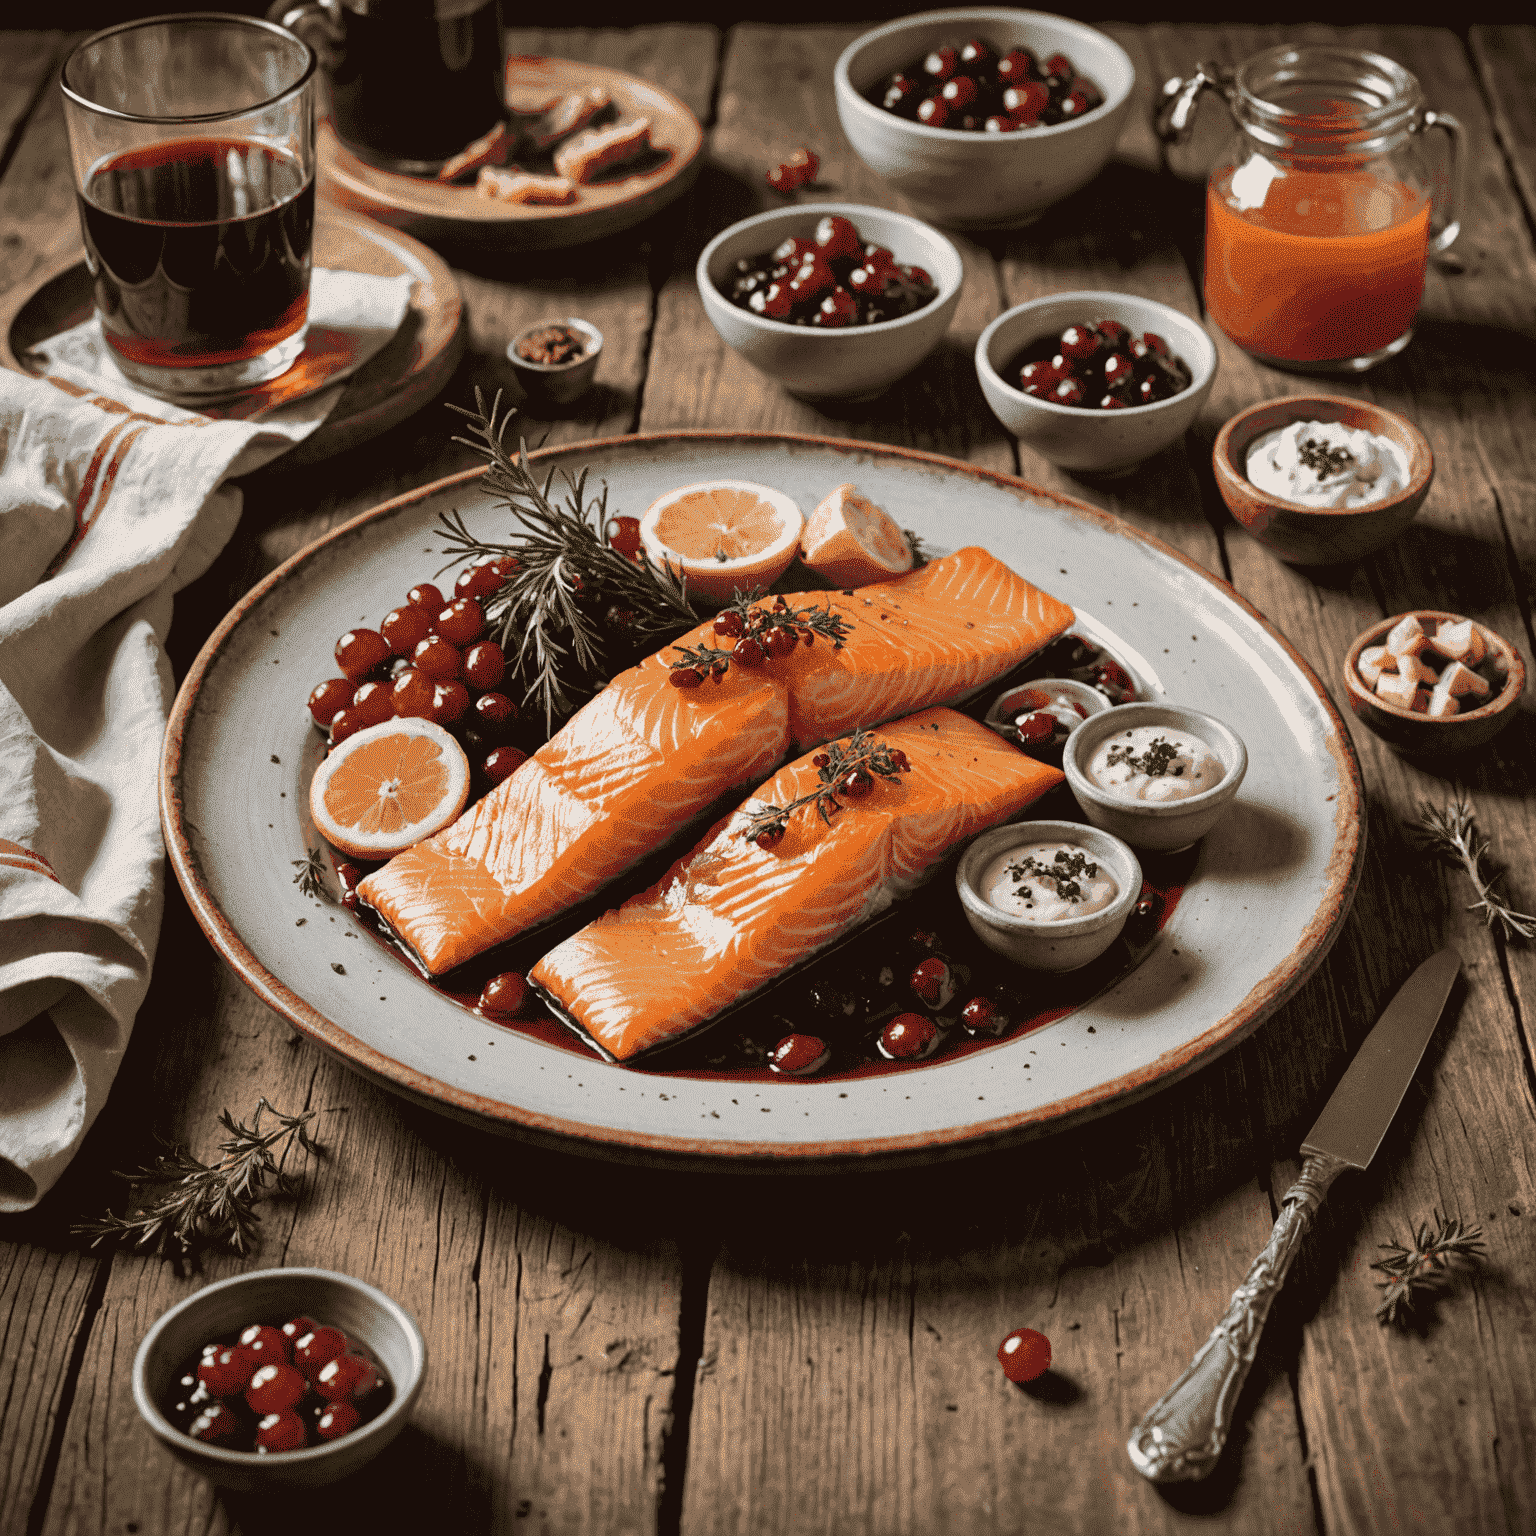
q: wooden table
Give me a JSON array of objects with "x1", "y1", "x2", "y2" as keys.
[{"x1": 3, "y1": 20, "x2": 1535, "y2": 1536}]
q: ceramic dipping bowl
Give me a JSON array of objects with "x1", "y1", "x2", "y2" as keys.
[
  {"x1": 834, "y1": 8, "x2": 1136, "y2": 229},
  {"x1": 1062, "y1": 702, "x2": 1247, "y2": 853},
  {"x1": 132, "y1": 1266, "x2": 426, "y2": 1491},
  {"x1": 976, "y1": 291, "x2": 1218, "y2": 474},
  {"x1": 956, "y1": 818, "x2": 1142, "y2": 971},
  {"x1": 1343, "y1": 610, "x2": 1525, "y2": 755},
  {"x1": 983, "y1": 676, "x2": 1112, "y2": 755},
  {"x1": 1213, "y1": 394, "x2": 1434, "y2": 565},
  {"x1": 506, "y1": 317, "x2": 603, "y2": 409},
  {"x1": 696, "y1": 202, "x2": 963, "y2": 400}
]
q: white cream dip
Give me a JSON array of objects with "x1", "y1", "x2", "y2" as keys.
[
  {"x1": 1246, "y1": 419, "x2": 1410, "y2": 509},
  {"x1": 1087, "y1": 725, "x2": 1225, "y2": 803},
  {"x1": 980, "y1": 842, "x2": 1119, "y2": 923}
]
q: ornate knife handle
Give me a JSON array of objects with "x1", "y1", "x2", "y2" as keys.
[{"x1": 1126, "y1": 1150, "x2": 1351, "y2": 1483}]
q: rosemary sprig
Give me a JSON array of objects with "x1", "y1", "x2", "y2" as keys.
[
  {"x1": 1408, "y1": 794, "x2": 1536, "y2": 942},
  {"x1": 74, "y1": 1099, "x2": 324, "y2": 1264},
  {"x1": 1372, "y1": 1211, "x2": 1485, "y2": 1327},
  {"x1": 292, "y1": 846, "x2": 328, "y2": 900},
  {"x1": 439, "y1": 389, "x2": 698, "y2": 731},
  {"x1": 668, "y1": 591, "x2": 852, "y2": 684},
  {"x1": 741, "y1": 727, "x2": 912, "y2": 846}
]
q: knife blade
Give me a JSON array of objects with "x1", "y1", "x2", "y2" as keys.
[{"x1": 1126, "y1": 947, "x2": 1461, "y2": 1484}]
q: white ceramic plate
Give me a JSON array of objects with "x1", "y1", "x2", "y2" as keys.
[{"x1": 162, "y1": 432, "x2": 1363, "y2": 1169}]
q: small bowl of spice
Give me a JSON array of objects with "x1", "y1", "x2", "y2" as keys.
[
  {"x1": 1062, "y1": 702, "x2": 1248, "y2": 854},
  {"x1": 1343, "y1": 609, "x2": 1525, "y2": 756},
  {"x1": 956, "y1": 819, "x2": 1142, "y2": 972},
  {"x1": 506, "y1": 317, "x2": 602, "y2": 409},
  {"x1": 1213, "y1": 394, "x2": 1433, "y2": 565}
]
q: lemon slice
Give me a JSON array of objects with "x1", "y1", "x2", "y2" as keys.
[
  {"x1": 309, "y1": 718, "x2": 471, "y2": 860},
  {"x1": 639, "y1": 480, "x2": 805, "y2": 604},
  {"x1": 800, "y1": 483, "x2": 914, "y2": 588}
]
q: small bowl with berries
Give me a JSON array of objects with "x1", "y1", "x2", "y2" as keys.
[
  {"x1": 976, "y1": 291, "x2": 1217, "y2": 474},
  {"x1": 696, "y1": 203, "x2": 963, "y2": 400},
  {"x1": 131, "y1": 1267, "x2": 426, "y2": 1490},
  {"x1": 984, "y1": 676, "x2": 1111, "y2": 759},
  {"x1": 834, "y1": 8, "x2": 1135, "y2": 229},
  {"x1": 1343, "y1": 610, "x2": 1525, "y2": 756}
]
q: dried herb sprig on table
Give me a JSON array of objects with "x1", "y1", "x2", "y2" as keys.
[
  {"x1": 438, "y1": 390, "x2": 698, "y2": 732},
  {"x1": 1372, "y1": 1211, "x2": 1486, "y2": 1327},
  {"x1": 741, "y1": 727, "x2": 912, "y2": 847},
  {"x1": 75, "y1": 1099, "x2": 324, "y2": 1265},
  {"x1": 1408, "y1": 794, "x2": 1536, "y2": 942}
]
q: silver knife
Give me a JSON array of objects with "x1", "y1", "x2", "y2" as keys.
[{"x1": 1126, "y1": 947, "x2": 1461, "y2": 1483}]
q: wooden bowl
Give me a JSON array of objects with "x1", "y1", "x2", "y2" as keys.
[
  {"x1": 1343, "y1": 611, "x2": 1525, "y2": 756},
  {"x1": 1213, "y1": 395, "x2": 1433, "y2": 565}
]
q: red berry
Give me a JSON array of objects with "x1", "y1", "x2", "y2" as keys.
[
  {"x1": 246, "y1": 1361, "x2": 308, "y2": 1415},
  {"x1": 754, "y1": 825, "x2": 786, "y2": 850},
  {"x1": 768, "y1": 1033, "x2": 830, "y2": 1076},
  {"x1": 380, "y1": 604, "x2": 430, "y2": 656},
  {"x1": 482, "y1": 745, "x2": 528, "y2": 785},
  {"x1": 812, "y1": 752, "x2": 831, "y2": 767},
  {"x1": 479, "y1": 971, "x2": 529, "y2": 1017},
  {"x1": 910, "y1": 956, "x2": 955, "y2": 1009},
  {"x1": 412, "y1": 635, "x2": 462, "y2": 680},
  {"x1": 255, "y1": 1408, "x2": 308, "y2": 1454},
  {"x1": 239, "y1": 1324, "x2": 290, "y2": 1364},
  {"x1": 335, "y1": 628, "x2": 390, "y2": 682},
  {"x1": 1097, "y1": 320, "x2": 1131, "y2": 348},
  {"x1": 405, "y1": 582, "x2": 444, "y2": 612},
  {"x1": 1044, "y1": 52, "x2": 1074, "y2": 81},
  {"x1": 713, "y1": 610, "x2": 745, "y2": 638},
  {"x1": 879, "y1": 1012, "x2": 938, "y2": 1061},
  {"x1": 733, "y1": 637, "x2": 765, "y2": 667},
  {"x1": 455, "y1": 561, "x2": 506, "y2": 601},
  {"x1": 473, "y1": 691, "x2": 518, "y2": 734},
  {"x1": 815, "y1": 287, "x2": 859, "y2": 328},
  {"x1": 889, "y1": 749, "x2": 910, "y2": 771},
  {"x1": 349, "y1": 679, "x2": 394, "y2": 728},
  {"x1": 766, "y1": 162, "x2": 796, "y2": 193},
  {"x1": 995, "y1": 47, "x2": 1038, "y2": 84},
  {"x1": 390, "y1": 665, "x2": 435, "y2": 719},
  {"x1": 669, "y1": 666, "x2": 704, "y2": 689},
  {"x1": 1015, "y1": 710, "x2": 1057, "y2": 744},
  {"x1": 198, "y1": 1344, "x2": 258, "y2": 1398},
  {"x1": 308, "y1": 677, "x2": 354, "y2": 729},
  {"x1": 316, "y1": 1352, "x2": 380, "y2": 1403},
  {"x1": 436, "y1": 597, "x2": 486, "y2": 646},
  {"x1": 315, "y1": 1399, "x2": 361, "y2": 1441},
  {"x1": 764, "y1": 627, "x2": 799, "y2": 660},
  {"x1": 961, "y1": 996, "x2": 1007, "y2": 1035},
  {"x1": 488, "y1": 555, "x2": 519, "y2": 580},
  {"x1": 293, "y1": 1325, "x2": 348, "y2": 1381},
  {"x1": 430, "y1": 680, "x2": 471, "y2": 727},
  {"x1": 916, "y1": 95, "x2": 949, "y2": 128},
  {"x1": 814, "y1": 215, "x2": 862, "y2": 264},
  {"x1": 462, "y1": 640, "x2": 506, "y2": 691},
  {"x1": 1058, "y1": 323, "x2": 1102, "y2": 362},
  {"x1": 998, "y1": 1326, "x2": 1052, "y2": 1382},
  {"x1": 841, "y1": 770, "x2": 873, "y2": 798},
  {"x1": 1051, "y1": 377, "x2": 1086, "y2": 407},
  {"x1": 337, "y1": 862, "x2": 362, "y2": 908},
  {"x1": 1003, "y1": 81, "x2": 1049, "y2": 125},
  {"x1": 922, "y1": 45, "x2": 958, "y2": 81},
  {"x1": 282, "y1": 1315, "x2": 318, "y2": 1345},
  {"x1": 188, "y1": 1402, "x2": 244, "y2": 1444},
  {"x1": 328, "y1": 706, "x2": 368, "y2": 747}
]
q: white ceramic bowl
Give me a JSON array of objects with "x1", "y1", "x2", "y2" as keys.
[
  {"x1": 976, "y1": 291, "x2": 1218, "y2": 474},
  {"x1": 696, "y1": 202, "x2": 963, "y2": 400},
  {"x1": 983, "y1": 676, "x2": 1112, "y2": 751},
  {"x1": 132, "y1": 1267, "x2": 426, "y2": 1490},
  {"x1": 834, "y1": 8, "x2": 1136, "y2": 229},
  {"x1": 1062, "y1": 702, "x2": 1248, "y2": 853},
  {"x1": 956, "y1": 819, "x2": 1142, "y2": 971}
]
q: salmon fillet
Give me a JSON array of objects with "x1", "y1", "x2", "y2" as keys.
[
  {"x1": 357, "y1": 545, "x2": 1073, "y2": 975},
  {"x1": 531, "y1": 708, "x2": 1064, "y2": 1061}
]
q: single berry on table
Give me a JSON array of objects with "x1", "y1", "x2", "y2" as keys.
[{"x1": 997, "y1": 1326, "x2": 1052, "y2": 1382}]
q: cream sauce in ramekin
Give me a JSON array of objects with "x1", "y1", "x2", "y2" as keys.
[
  {"x1": 980, "y1": 842, "x2": 1119, "y2": 922},
  {"x1": 1087, "y1": 725, "x2": 1225, "y2": 803},
  {"x1": 1246, "y1": 419, "x2": 1410, "y2": 509}
]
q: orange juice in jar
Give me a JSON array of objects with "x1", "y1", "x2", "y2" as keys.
[{"x1": 1160, "y1": 48, "x2": 1461, "y2": 373}]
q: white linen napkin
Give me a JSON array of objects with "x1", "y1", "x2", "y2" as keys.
[{"x1": 0, "y1": 267, "x2": 413, "y2": 1211}]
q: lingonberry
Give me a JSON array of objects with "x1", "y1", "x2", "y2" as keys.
[
  {"x1": 430, "y1": 680, "x2": 471, "y2": 727},
  {"x1": 669, "y1": 667, "x2": 704, "y2": 688},
  {"x1": 455, "y1": 560, "x2": 506, "y2": 601},
  {"x1": 308, "y1": 677, "x2": 354, "y2": 730},
  {"x1": 734, "y1": 637, "x2": 766, "y2": 667},
  {"x1": 246, "y1": 1361, "x2": 308, "y2": 1416},
  {"x1": 436, "y1": 597, "x2": 487, "y2": 646},
  {"x1": 198, "y1": 1344, "x2": 258, "y2": 1397},
  {"x1": 348, "y1": 679, "x2": 394, "y2": 728},
  {"x1": 1015, "y1": 710, "x2": 1056, "y2": 744},
  {"x1": 768, "y1": 1033, "x2": 830, "y2": 1076},
  {"x1": 282, "y1": 1315, "x2": 319, "y2": 1346},
  {"x1": 879, "y1": 1012, "x2": 939, "y2": 1061},
  {"x1": 960, "y1": 996, "x2": 1007, "y2": 1035},
  {"x1": 910, "y1": 957, "x2": 955, "y2": 1009},
  {"x1": 714, "y1": 610, "x2": 745, "y2": 638},
  {"x1": 463, "y1": 640, "x2": 506, "y2": 691},
  {"x1": 316, "y1": 1352, "x2": 381, "y2": 1404},
  {"x1": 841, "y1": 770, "x2": 873, "y2": 798},
  {"x1": 473, "y1": 691, "x2": 518, "y2": 734},
  {"x1": 390, "y1": 666, "x2": 435, "y2": 719},
  {"x1": 293, "y1": 1325, "x2": 348, "y2": 1381},
  {"x1": 335, "y1": 628, "x2": 391, "y2": 682},
  {"x1": 997, "y1": 1326, "x2": 1052, "y2": 1382},
  {"x1": 412, "y1": 635, "x2": 462, "y2": 681},
  {"x1": 405, "y1": 582, "x2": 444, "y2": 612},
  {"x1": 606, "y1": 514, "x2": 643, "y2": 558},
  {"x1": 754, "y1": 825, "x2": 786, "y2": 850},
  {"x1": 239, "y1": 1324, "x2": 290, "y2": 1364},
  {"x1": 479, "y1": 971, "x2": 529, "y2": 1017},
  {"x1": 380, "y1": 604, "x2": 431, "y2": 655},
  {"x1": 482, "y1": 746, "x2": 528, "y2": 785},
  {"x1": 188, "y1": 1402, "x2": 244, "y2": 1445},
  {"x1": 255, "y1": 1409, "x2": 308, "y2": 1454},
  {"x1": 315, "y1": 1400, "x2": 361, "y2": 1441}
]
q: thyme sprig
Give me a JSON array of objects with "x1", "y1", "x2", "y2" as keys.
[
  {"x1": 1408, "y1": 794, "x2": 1536, "y2": 942},
  {"x1": 292, "y1": 845, "x2": 328, "y2": 900},
  {"x1": 741, "y1": 727, "x2": 911, "y2": 846},
  {"x1": 1372, "y1": 1211, "x2": 1486, "y2": 1327},
  {"x1": 668, "y1": 591, "x2": 853, "y2": 684},
  {"x1": 74, "y1": 1099, "x2": 324, "y2": 1265},
  {"x1": 438, "y1": 390, "x2": 698, "y2": 732}
]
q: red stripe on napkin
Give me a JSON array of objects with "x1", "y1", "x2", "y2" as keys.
[{"x1": 0, "y1": 839, "x2": 60, "y2": 883}]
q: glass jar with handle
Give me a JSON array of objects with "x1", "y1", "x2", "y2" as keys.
[{"x1": 1158, "y1": 46, "x2": 1461, "y2": 373}]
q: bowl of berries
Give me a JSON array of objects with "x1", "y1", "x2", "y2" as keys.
[
  {"x1": 976, "y1": 291, "x2": 1217, "y2": 474},
  {"x1": 834, "y1": 8, "x2": 1135, "y2": 229},
  {"x1": 696, "y1": 203, "x2": 963, "y2": 400},
  {"x1": 131, "y1": 1267, "x2": 426, "y2": 1490}
]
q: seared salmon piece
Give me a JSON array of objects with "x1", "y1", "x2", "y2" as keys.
[
  {"x1": 531, "y1": 708, "x2": 1063, "y2": 1060},
  {"x1": 358, "y1": 545, "x2": 1073, "y2": 975}
]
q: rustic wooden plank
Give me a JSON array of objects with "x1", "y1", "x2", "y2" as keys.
[
  {"x1": 1139, "y1": 23, "x2": 1536, "y2": 1536},
  {"x1": 642, "y1": 24, "x2": 1015, "y2": 479},
  {"x1": 1469, "y1": 26, "x2": 1536, "y2": 233},
  {"x1": 0, "y1": 33, "x2": 65, "y2": 168}
]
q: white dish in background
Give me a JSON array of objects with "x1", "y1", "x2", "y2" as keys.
[{"x1": 162, "y1": 432, "x2": 1363, "y2": 1170}]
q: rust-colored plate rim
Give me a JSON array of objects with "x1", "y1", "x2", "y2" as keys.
[{"x1": 161, "y1": 430, "x2": 1365, "y2": 1172}]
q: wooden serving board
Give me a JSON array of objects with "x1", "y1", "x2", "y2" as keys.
[{"x1": 0, "y1": 205, "x2": 464, "y2": 470}]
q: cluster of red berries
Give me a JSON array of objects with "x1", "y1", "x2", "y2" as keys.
[
  {"x1": 765, "y1": 146, "x2": 819, "y2": 193},
  {"x1": 164, "y1": 1315, "x2": 389, "y2": 1454},
  {"x1": 723, "y1": 214, "x2": 938, "y2": 329},
  {"x1": 1010, "y1": 321, "x2": 1194, "y2": 411},
  {"x1": 307, "y1": 554, "x2": 528, "y2": 792},
  {"x1": 873, "y1": 37, "x2": 1103, "y2": 132},
  {"x1": 669, "y1": 595, "x2": 831, "y2": 689}
]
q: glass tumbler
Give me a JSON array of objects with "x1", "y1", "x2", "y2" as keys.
[
  {"x1": 61, "y1": 14, "x2": 319, "y2": 402},
  {"x1": 1158, "y1": 46, "x2": 1462, "y2": 373}
]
